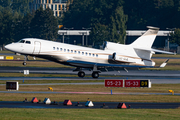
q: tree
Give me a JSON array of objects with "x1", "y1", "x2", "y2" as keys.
[
  {"x1": 0, "y1": 0, "x2": 12, "y2": 8},
  {"x1": 42, "y1": 8, "x2": 58, "y2": 41},
  {"x1": 14, "y1": 13, "x2": 34, "y2": 41},
  {"x1": 0, "y1": 10, "x2": 13, "y2": 45},
  {"x1": 90, "y1": 23, "x2": 109, "y2": 45},
  {"x1": 30, "y1": 7, "x2": 45, "y2": 39},
  {"x1": 109, "y1": 6, "x2": 127, "y2": 43},
  {"x1": 63, "y1": 0, "x2": 127, "y2": 44},
  {"x1": 30, "y1": 7, "x2": 58, "y2": 41},
  {"x1": 170, "y1": 29, "x2": 180, "y2": 46}
]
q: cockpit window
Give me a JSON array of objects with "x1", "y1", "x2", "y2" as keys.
[
  {"x1": 25, "y1": 41, "x2": 31, "y2": 44},
  {"x1": 18, "y1": 40, "x2": 25, "y2": 43}
]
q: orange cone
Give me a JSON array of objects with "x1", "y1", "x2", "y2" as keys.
[
  {"x1": 117, "y1": 103, "x2": 127, "y2": 109},
  {"x1": 63, "y1": 100, "x2": 72, "y2": 105},
  {"x1": 31, "y1": 97, "x2": 38, "y2": 103}
]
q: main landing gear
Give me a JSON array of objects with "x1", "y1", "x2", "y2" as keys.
[
  {"x1": 77, "y1": 71, "x2": 100, "y2": 78},
  {"x1": 78, "y1": 71, "x2": 85, "y2": 78},
  {"x1": 76, "y1": 65, "x2": 100, "y2": 78},
  {"x1": 92, "y1": 72, "x2": 99, "y2": 78}
]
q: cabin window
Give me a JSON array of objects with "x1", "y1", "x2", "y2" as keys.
[
  {"x1": 71, "y1": 50, "x2": 73, "y2": 53},
  {"x1": 74, "y1": 51, "x2": 77, "y2": 53},
  {"x1": 57, "y1": 47, "x2": 59, "y2": 50},
  {"x1": 53, "y1": 47, "x2": 55, "y2": 50},
  {"x1": 67, "y1": 49, "x2": 70, "y2": 52},
  {"x1": 64, "y1": 49, "x2": 66, "y2": 52},
  {"x1": 18, "y1": 40, "x2": 25, "y2": 43},
  {"x1": 78, "y1": 51, "x2": 80, "y2": 54},
  {"x1": 96, "y1": 54, "x2": 98, "y2": 57},
  {"x1": 60, "y1": 48, "x2": 62, "y2": 51},
  {"x1": 86, "y1": 52, "x2": 88, "y2": 55},
  {"x1": 82, "y1": 52, "x2": 84, "y2": 55},
  {"x1": 93, "y1": 54, "x2": 95, "y2": 57},
  {"x1": 25, "y1": 41, "x2": 31, "y2": 44},
  {"x1": 89, "y1": 53, "x2": 91, "y2": 56}
]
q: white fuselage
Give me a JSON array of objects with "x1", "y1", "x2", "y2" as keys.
[{"x1": 5, "y1": 38, "x2": 155, "y2": 68}]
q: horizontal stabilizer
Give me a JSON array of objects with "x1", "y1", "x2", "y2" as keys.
[
  {"x1": 134, "y1": 47, "x2": 175, "y2": 55},
  {"x1": 151, "y1": 49, "x2": 176, "y2": 55}
]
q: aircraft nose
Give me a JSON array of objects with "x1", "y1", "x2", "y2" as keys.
[{"x1": 4, "y1": 44, "x2": 11, "y2": 51}]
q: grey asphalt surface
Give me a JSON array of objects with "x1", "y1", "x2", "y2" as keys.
[
  {"x1": 0, "y1": 101, "x2": 180, "y2": 109},
  {"x1": 0, "y1": 66, "x2": 180, "y2": 109},
  {"x1": 0, "y1": 91, "x2": 180, "y2": 95},
  {"x1": 0, "y1": 66, "x2": 180, "y2": 84}
]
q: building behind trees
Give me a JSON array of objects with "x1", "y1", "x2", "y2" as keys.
[{"x1": 30, "y1": 0, "x2": 71, "y2": 17}]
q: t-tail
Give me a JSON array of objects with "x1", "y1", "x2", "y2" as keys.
[
  {"x1": 131, "y1": 26, "x2": 159, "y2": 49},
  {"x1": 130, "y1": 26, "x2": 175, "y2": 61}
]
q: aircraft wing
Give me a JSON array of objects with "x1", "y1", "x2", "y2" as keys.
[{"x1": 66, "y1": 60, "x2": 155, "y2": 68}]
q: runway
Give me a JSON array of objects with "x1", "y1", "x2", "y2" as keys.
[
  {"x1": 0, "y1": 66, "x2": 180, "y2": 109},
  {"x1": 0, "y1": 66, "x2": 180, "y2": 84},
  {"x1": 1, "y1": 66, "x2": 180, "y2": 78},
  {"x1": 0, "y1": 101, "x2": 179, "y2": 109},
  {"x1": 0, "y1": 91, "x2": 179, "y2": 95}
]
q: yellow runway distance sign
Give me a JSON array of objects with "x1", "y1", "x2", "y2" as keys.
[{"x1": 6, "y1": 56, "x2": 14, "y2": 60}]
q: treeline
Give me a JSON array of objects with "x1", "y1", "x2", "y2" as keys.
[
  {"x1": 0, "y1": 0, "x2": 33, "y2": 45},
  {"x1": 63, "y1": 0, "x2": 127, "y2": 44},
  {"x1": 124, "y1": 0, "x2": 180, "y2": 30},
  {"x1": 63, "y1": 0, "x2": 180, "y2": 44},
  {"x1": 0, "y1": 3, "x2": 58, "y2": 45},
  {"x1": 1, "y1": 0, "x2": 180, "y2": 46}
]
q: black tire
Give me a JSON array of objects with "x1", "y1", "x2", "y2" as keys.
[
  {"x1": 92, "y1": 72, "x2": 99, "y2": 78},
  {"x1": 78, "y1": 71, "x2": 85, "y2": 78}
]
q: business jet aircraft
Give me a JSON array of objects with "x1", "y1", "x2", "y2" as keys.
[{"x1": 5, "y1": 26, "x2": 175, "y2": 78}]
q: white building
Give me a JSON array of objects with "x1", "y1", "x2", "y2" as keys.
[{"x1": 30, "y1": 0, "x2": 70, "y2": 17}]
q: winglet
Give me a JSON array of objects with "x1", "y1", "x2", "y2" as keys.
[{"x1": 159, "y1": 59, "x2": 169, "y2": 68}]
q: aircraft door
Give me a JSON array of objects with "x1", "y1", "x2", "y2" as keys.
[
  {"x1": 33, "y1": 41, "x2": 41, "y2": 54},
  {"x1": 112, "y1": 52, "x2": 116, "y2": 60}
]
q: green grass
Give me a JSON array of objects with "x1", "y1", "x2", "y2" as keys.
[
  {"x1": 0, "y1": 80, "x2": 104, "y2": 84},
  {"x1": 0, "y1": 84, "x2": 180, "y2": 102},
  {"x1": 0, "y1": 108, "x2": 179, "y2": 120},
  {"x1": 0, "y1": 60, "x2": 71, "y2": 68},
  {"x1": 0, "y1": 73, "x2": 77, "y2": 77},
  {"x1": 0, "y1": 50, "x2": 13, "y2": 53},
  {"x1": 1, "y1": 47, "x2": 180, "y2": 120},
  {"x1": 152, "y1": 54, "x2": 179, "y2": 58}
]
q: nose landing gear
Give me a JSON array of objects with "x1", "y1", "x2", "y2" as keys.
[{"x1": 23, "y1": 55, "x2": 28, "y2": 66}]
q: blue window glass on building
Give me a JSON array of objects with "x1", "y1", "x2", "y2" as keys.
[
  {"x1": 51, "y1": 5, "x2": 53, "y2": 10},
  {"x1": 55, "y1": 5, "x2": 57, "y2": 10},
  {"x1": 62, "y1": 0, "x2": 68, "y2": 3},
  {"x1": 53, "y1": 0, "x2": 60, "y2": 3}
]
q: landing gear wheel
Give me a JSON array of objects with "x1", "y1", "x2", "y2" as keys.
[
  {"x1": 23, "y1": 62, "x2": 27, "y2": 66},
  {"x1": 78, "y1": 71, "x2": 85, "y2": 78},
  {"x1": 92, "y1": 72, "x2": 99, "y2": 78}
]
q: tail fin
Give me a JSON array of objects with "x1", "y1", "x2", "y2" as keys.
[{"x1": 130, "y1": 26, "x2": 159, "y2": 48}]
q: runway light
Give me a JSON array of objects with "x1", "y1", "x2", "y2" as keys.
[
  {"x1": 128, "y1": 105, "x2": 131, "y2": 109},
  {"x1": 48, "y1": 87, "x2": 53, "y2": 92},
  {"x1": 23, "y1": 98, "x2": 28, "y2": 102},
  {"x1": 169, "y1": 90, "x2": 174, "y2": 95}
]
